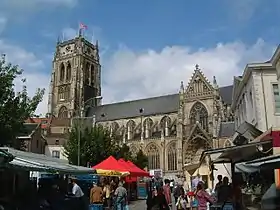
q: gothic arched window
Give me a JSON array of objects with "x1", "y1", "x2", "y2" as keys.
[
  {"x1": 143, "y1": 118, "x2": 153, "y2": 138},
  {"x1": 85, "y1": 63, "x2": 90, "y2": 85},
  {"x1": 190, "y1": 102, "x2": 208, "y2": 131},
  {"x1": 160, "y1": 116, "x2": 171, "y2": 136},
  {"x1": 130, "y1": 145, "x2": 138, "y2": 157},
  {"x1": 111, "y1": 122, "x2": 120, "y2": 136},
  {"x1": 58, "y1": 106, "x2": 68, "y2": 118},
  {"x1": 66, "y1": 62, "x2": 71, "y2": 81},
  {"x1": 126, "y1": 120, "x2": 136, "y2": 140},
  {"x1": 91, "y1": 65, "x2": 95, "y2": 85},
  {"x1": 59, "y1": 63, "x2": 65, "y2": 82},
  {"x1": 146, "y1": 144, "x2": 160, "y2": 170},
  {"x1": 167, "y1": 142, "x2": 177, "y2": 171}
]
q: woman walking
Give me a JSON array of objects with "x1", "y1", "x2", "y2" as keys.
[
  {"x1": 195, "y1": 181, "x2": 214, "y2": 210},
  {"x1": 150, "y1": 187, "x2": 169, "y2": 210}
]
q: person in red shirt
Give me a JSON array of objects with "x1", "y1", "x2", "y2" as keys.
[{"x1": 163, "y1": 179, "x2": 172, "y2": 208}]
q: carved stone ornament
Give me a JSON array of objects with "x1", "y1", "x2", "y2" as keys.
[{"x1": 147, "y1": 144, "x2": 159, "y2": 154}]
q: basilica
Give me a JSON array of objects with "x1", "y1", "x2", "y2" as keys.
[{"x1": 47, "y1": 35, "x2": 235, "y2": 180}]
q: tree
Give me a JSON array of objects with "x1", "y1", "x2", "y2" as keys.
[
  {"x1": 0, "y1": 55, "x2": 44, "y2": 148},
  {"x1": 133, "y1": 149, "x2": 148, "y2": 169},
  {"x1": 64, "y1": 125, "x2": 127, "y2": 166}
]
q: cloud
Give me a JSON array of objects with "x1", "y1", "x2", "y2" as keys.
[
  {"x1": 0, "y1": 35, "x2": 276, "y2": 116},
  {"x1": 101, "y1": 39, "x2": 275, "y2": 104},
  {"x1": 0, "y1": 38, "x2": 49, "y2": 115}
]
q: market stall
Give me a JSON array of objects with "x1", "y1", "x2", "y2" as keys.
[
  {"x1": 1, "y1": 147, "x2": 96, "y2": 174},
  {"x1": 117, "y1": 158, "x2": 150, "y2": 200},
  {"x1": 92, "y1": 156, "x2": 130, "y2": 176}
]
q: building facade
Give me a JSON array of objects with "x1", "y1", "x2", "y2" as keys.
[
  {"x1": 17, "y1": 123, "x2": 45, "y2": 154},
  {"x1": 88, "y1": 65, "x2": 235, "y2": 179},
  {"x1": 232, "y1": 47, "x2": 280, "y2": 135},
  {"x1": 48, "y1": 37, "x2": 235, "y2": 178},
  {"x1": 48, "y1": 35, "x2": 102, "y2": 118}
]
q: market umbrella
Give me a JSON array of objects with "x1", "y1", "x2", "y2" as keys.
[
  {"x1": 92, "y1": 156, "x2": 130, "y2": 176},
  {"x1": 126, "y1": 160, "x2": 150, "y2": 177}
]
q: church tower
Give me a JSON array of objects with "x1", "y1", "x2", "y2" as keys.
[{"x1": 48, "y1": 34, "x2": 102, "y2": 118}]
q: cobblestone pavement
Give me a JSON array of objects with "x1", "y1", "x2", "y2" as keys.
[
  {"x1": 129, "y1": 197, "x2": 176, "y2": 210},
  {"x1": 129, "y1": 199, "x2": 146, "y2": 209}
]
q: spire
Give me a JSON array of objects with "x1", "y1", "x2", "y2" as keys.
[
  {"x1": 56, "y1": 35, "x2": 61, "y2": 45},
  {"x1": 180, "y1": 81, "x2": 184, "y2": 94},
  {"x1": 96, "y1": 40, "x2": 99, "y2": 49},
  {"x1": 213, "y1": 76, "x2": 218, "y2": 89},
  {"x1": 195, "y1": 64, "x2": 200, "y2": 71}
]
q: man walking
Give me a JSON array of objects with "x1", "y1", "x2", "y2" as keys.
[{"x1": 163, "y1": 179, "x2": 172, "y2": 208}]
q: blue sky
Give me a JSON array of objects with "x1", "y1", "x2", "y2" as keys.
[{"x1": 0, "y1": 0, "x2": 279, "y2": 114}]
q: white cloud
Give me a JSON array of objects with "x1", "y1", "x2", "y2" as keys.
[
  {"x1": 0, "y1": 38, "x2": 49, "y2": 115},
  {"x1": 0, "y1": 36, "x2": 276, "y2": 116},
  {"x1": 101, "y1": 39, "x2": 275, "y2": 104}
]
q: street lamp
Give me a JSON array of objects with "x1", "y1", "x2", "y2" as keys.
[
  {"x1": 59, "y1": 96, "x2": 102, "y2": 166},
  {"x1": 139, "y1": 108, "x2": 144, "y2": 142}
]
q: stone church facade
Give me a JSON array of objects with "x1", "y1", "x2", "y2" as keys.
[{"x1": 48, "y1": 35, "x2": 235, "y2": 179}]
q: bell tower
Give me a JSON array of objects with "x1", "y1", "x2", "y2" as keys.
[{"x1": 48, "y1": 34, "x2": 102, "y2": 118}]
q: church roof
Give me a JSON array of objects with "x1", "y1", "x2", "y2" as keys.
[
  {"x1": 219, "y1": 121, "x2": 235, "y2": 138},
  {"x1": 89, "y1": 85, "x2": 233, "y2": 122}
]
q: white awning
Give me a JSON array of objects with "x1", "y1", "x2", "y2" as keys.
[
  {"x1": 235, "y1": 154, "x2": 280, "y2": 173},
  {"x1": 214, "y1": 140, "x2": 272, "y2": 163},
  {"x1": 1, "y1": 147, "x2": 95, "y2": 174},
  {"x1": 234, "y1": 162, "x2": 260, "y2": 173},
  {"x1": 9, "y1": 158, "x2": 50, "y2": 172}
]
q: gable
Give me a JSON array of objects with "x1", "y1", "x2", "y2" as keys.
[
  {"x1": 270, "y1": 45, "x2": 280, "y2": 65},
  {"x1": 231, "y1": 76, "x2": 242, "y2": 109},
  {"x1": 187, "y1": 123, "x2": 212, "y2": 148},
  {"x1": 185, "y1": 66, "x2": 214, "y2": 99}
]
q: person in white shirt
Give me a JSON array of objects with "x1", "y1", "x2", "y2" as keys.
[
  {"x1": 71, "y1": 177, "x2": 85, "y2": 209},
  {"x1": 71, "y1": 178, "x2": 84, "y2": 198}
]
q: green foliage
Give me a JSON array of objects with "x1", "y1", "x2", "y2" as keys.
[
  {"x1": 64, "y1": 126, "x2": 123, "y2": 166},
  {"x1": 0, "y1": 55, "x2": 45, "y2": 148},
  {"x1": 132, "y1": 149, "x2": 148, "y2": 169},
  {"x1": 64, "y1": 125, "x2": 148, "y2": 169}
]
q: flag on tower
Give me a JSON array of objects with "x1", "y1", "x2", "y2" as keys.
[
  {"x1": 80, "y1": 23, "x2": 88, "y2": 29},
  {"x1": 78, "y1": 23, "x2": 88, "y2": 37}
]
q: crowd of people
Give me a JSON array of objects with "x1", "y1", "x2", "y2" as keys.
[
  {"x1": 89, "y1": 177, "x2": 128, "y2": 210},
  {"x1": 145, "y1": 175, "x2": 243, "y2": 210}
]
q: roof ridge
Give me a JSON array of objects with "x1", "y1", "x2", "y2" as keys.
[
  {"x1": 101, "y1": 93, "x2": 178, "y2": 106},
  {"x1": 101, "y1": 85, "x2": 233, "y2": 107}
]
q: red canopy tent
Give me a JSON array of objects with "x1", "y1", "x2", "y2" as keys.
[
  {"x1": 126, "y1": 160, "x2": 150, "y2": 177},
  {"x1": 118, "y1": 159, "x2": 150, "y2": 183},
  {"x1": 92, "y1": 156, "x2": 129, "y2": 173}
]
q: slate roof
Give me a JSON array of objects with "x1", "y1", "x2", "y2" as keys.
[
  {"x1": 18, "y1": 123, "x2": 39, "y2": 137},
  {"x1": 89, "y1": 94, "x2": 180, "y2": 122},
  {"x1": 218, "y1": 85, "x2": 233, "y2": 105},
  {"x1": 88, "y1": 85, "x2": 233, "y2": 122},
  {"x1": 219, "y1": 122, "x2": 235, "y2": 138}
]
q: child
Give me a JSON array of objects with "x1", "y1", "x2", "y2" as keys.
[{"x1": 176, "y1": 187, "x2": 187, "y2": 210}]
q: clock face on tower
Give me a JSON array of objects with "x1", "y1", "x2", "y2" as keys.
[{"x1": 59, "y1": 44, "x2": 75, "y2": 57}]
